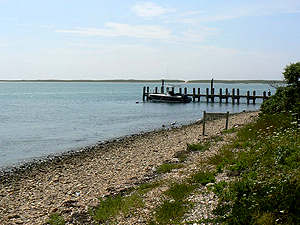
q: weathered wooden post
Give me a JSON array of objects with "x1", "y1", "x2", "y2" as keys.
[
  {"x1": 184, "y1": 87, "x2": 187, "y2": 95},
  {"x1": 210, "y1": 79, "x2": 214, "y2": 94},
  {"x1": 263, "y1": 91, "x2": 266, "y2": 100},
  {"x1": 268, "y1": 90, "x2": 271, "y2": 97},
  {"x1": 203, "y1": 111, "x2": 206, "y2": 135},
  {"x1": 143, "y1": 86, "x2": 146, "y2": 101},
  {"x1": 247, "y1": 91, "x2": 250, "y2": 104},
  {"x1": 211, "y1": 88, "x2": 215, "y2": 103},
  {"x1": 172, "y1": 86, "x2": 175, "y2": 93},
  {"x1": 219, "y1": 88, "x2": 223, "y2": 103},
  {"x1": 225, "y1": 111, "x2": 229, "y2": 130},
  {"x1": 193, "y1": 87, "x2": 196, "y2": 102},
  {"x1": 225, "y1": 88, "x2": 229, "y2": 103},
  {"x1": 198, "y1": 88, "x2": 201, "y2": 102},
  {"x1": 155, "y1": 87, "x2": 158, "y2": 94},
  {"x1": 146, "y1": 86, "x2": 149, "y2": 100},
  {"x1": 232, "y1": 88, "x2": 235, "y2": 104},
  {"x1": 161, "y1": 79, "x2": 165, "y2": 93},
  {"x1": 179, "y1": 87, "x2": 182, "y2": 94},
  {"x1": 253, "y1": 90, "x2": 256, "y2": 104},
  {"x1": 206, "y1": 88, "x2": 209, "y2": 103},
  {"x1": 237, "y1": 88, "x2": 240, "y2": 104}
]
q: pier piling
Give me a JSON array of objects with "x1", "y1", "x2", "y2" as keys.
[{"x1": 142, "y1": 79, "x2": 272, "y2": 104}]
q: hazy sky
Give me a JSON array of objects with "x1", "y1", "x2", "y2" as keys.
[{"x1": 1, "y1": 0, "x2": 299, "y2": 80}]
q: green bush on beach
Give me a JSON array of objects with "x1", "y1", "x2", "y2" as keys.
[{"x1": 211, "y1": 62, "x2": 300, "y2": 224}]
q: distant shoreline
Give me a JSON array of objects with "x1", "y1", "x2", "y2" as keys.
[{"x1": 0, "y1": 79, "x2": 285, "y2": 84}]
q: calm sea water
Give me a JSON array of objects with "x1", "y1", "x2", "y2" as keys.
[{"x1": 0, "y1": 82, "x2": 275, "y2": 168}]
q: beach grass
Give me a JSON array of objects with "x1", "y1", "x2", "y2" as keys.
[
  {"x1": 47, "y1": 213, "x2": 65, "y2": 225},
  {"x1": 156, "y1": 162, "x2": 183, "y2": 174},
  {"x1": 210, "y1": 112, "x2": 300, "y2": 224}
]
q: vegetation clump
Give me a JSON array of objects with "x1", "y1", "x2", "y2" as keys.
[
  {"x1": 156, "y1": 162, "x2": 183, "y2": 174},
  {"x1": 210, "y1": 62, "x2": 300, "y2": 224},
  {"x1": 47, "y1": 213, "x2": 65, "y2": 225}
]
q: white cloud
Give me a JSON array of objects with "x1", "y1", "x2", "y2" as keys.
[
  {"x1": 132, "y1": 2, "x2": 176, "y2": 19},
  {"x1": 67, "y1": 43, "x2": 160, "y2": 53},
  {"x1": 179, "y1": 11, "x2": 203, "y2": 17},
  {"x1": 175, "y1": 1, "x2": 300, "y2": 24},
  {"x1": 56, "y1": 22, "x2": 172, "y2": 41},
  {"x1": 179, "y1": 26, "x2": 220, "y2": 42}
]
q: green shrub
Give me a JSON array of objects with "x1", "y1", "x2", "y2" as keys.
[
  {"x1": 90, "y1": 193, "x2": 143, "y2": 223},
  {"x1": 156, "y1": 163, "x2": 183, "y2": 174},
  {"x1": 47, "y1": 213, "x2": 65, "y2": 225},
  {"x1": 189, "y1": 171, "x2": 215, "y2": 185},
  {"x1": 187, "y1": 142, "x2": 209, "y2": 152},
  {"x1": 261, "y1": 62, "x2": 300, "y2": 115},
  {"x1": 154, "y1": 200, "x2": 190, "y2": 225},
  {"x1": 164, "y1": 183, "x2": 195, "y2": 201},
  {"x1": 213, "y1": 111, "x2": 300, "y2": 224}
]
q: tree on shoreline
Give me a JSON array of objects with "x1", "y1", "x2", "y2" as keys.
[
  {"x1": 261, "y1": 62, "x2": 300, "y2": 114},
  {"x1": 283, "y1": 62, "x2": 300, "y2": 86}
]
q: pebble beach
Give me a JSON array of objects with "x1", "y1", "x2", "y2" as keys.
[{"x1": 0, "y1": 110, "x2": 259, "y2": 224}]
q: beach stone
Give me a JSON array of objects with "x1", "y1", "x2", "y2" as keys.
[{"x1": 0, "y1": 111, "x2": 259, "y2": 224}]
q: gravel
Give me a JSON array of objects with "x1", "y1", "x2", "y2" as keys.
[{"x1": 0, "y1": 111, "x2": 258, "y2": 224}]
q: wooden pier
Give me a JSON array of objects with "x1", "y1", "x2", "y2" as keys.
[{"x1": 143, "y1": 79, "x2": 272, "y2": 104}]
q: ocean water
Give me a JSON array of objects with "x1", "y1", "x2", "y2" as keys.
[{"x1": 0, "y1": 82, "x2": 275, "y2": 168}]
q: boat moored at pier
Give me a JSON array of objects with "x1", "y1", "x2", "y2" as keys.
[{"x1": 148, "y1": 85, "x2": 192, "y2": 103}]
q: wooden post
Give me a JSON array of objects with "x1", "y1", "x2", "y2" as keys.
[
  {"x1": 211, "y1": 88, "x2": 215, "y2": 103},
  {"x1": 210, "y1": 79, "x2": 214, "y2": 94},
  {"x1": 193, "y1": 87, "x2": 196, "y2": 102},
  {"x1": 161, "y1": 79, "x2": 165, "y2": 93},
  {"x1": 232, "y1": 88, "x2": 235, "y2": 104},
  {"x1": 203, "y1": 111, "x2": 206, "y2": 135},
  {"x1": 225, "y1": 88, "x2": 229, "y2": 103},
  {"x1": 172, "y1": 86, "x2": 175, "y2": 93},
  {"x1": 198, "y1": 88, "x2": 200, "y2": 102},
  {"x1": 143, "y1": 86, "x2": 146, "y2": 101},
  {"x1": 253, "y1": 90, "x2": 256, "y2": 104},
  {"x1": 219, "y1": 88, "x2": 222, "y2": 103},
  {"x1": 263, "y1": 91, "x2": 266, "y2": 100},
  {"x1": 268, "y1": 90, "x2": 271, "y2": 97},
  {"x1": 206, "y1": 88, "x2": 209, "y2": 103},
  {"x1": 225, "y1": 111, "x2": 229, "y2": 130},
  {"x1": 184, "y1": 87, "x2": 187, "y2": 95},
  {"x1": 146, "y1": 86, "x2": 149, "y2": 100},
  {"x1": 237, "y1": 88, "x2": 240, "y2": 104},
  {"x1": 155, "y1": 87, "x2": 158, "y2": 94},
  {"x1": 179, "y1": 87, "x2": 182, "y2": 94},
  {"x1": 247, "y1": 91, "x2": 250, "y2": 104}
]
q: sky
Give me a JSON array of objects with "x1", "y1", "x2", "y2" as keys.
[{"x1": 0, "y1": 0, "x2": 299, "y2": 81}]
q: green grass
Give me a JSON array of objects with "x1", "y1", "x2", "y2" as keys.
[
  {"x1": 164, "y1": 183, "x2": 196, "y2": 201},
  {"x1": 154, "y1": 200, "x2": 191, "y2": 225},
  {"x1": 90, "y1": 192, "x2": 143, "y2": 223},
  {"x1": 150, "y1": 171, "x2": 217, "y2": 224},
  {"x1": 189, "y1": 171, "x2": 216, "y2": 185},
  {"x1": 210, "y1": 113, "x2": 300, "y2": 224},
  {"x1": 187, "y1": 142, "x2": 210, "y2": 152},
  {"x1": 156, "y1": 162, "x2": 183, "y2": 174},
  {"x1": 47, "y1": 213, "x2": 65, "y2": 225}
]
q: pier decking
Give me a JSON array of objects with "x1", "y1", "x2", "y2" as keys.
[{"x1": 143, "y1": 79, "x2": 272, "y2": 104}]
